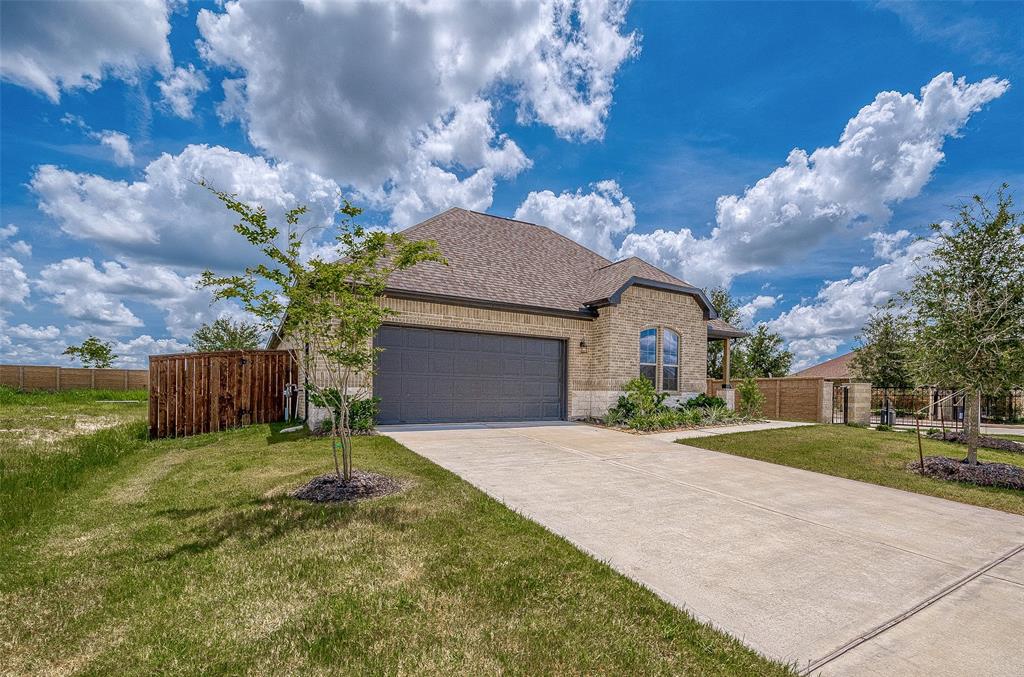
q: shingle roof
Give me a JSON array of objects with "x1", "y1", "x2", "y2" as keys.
[
  {"x1": 793, "y1": 351, "x2": 854, "y2": 379},
  {"x1": 707, "y1": 318, "x2": 749, "y2": 339},
  {"x1": 385, "y1": 208, "x2": 742, "y2": 335}
]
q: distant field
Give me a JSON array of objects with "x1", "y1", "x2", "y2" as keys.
[{"x1": 0, "y1": 386, "x2": 147, "y2": 457}]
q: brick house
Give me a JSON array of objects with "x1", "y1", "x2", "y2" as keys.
[{"x1": 272, "y1": 208, "x2": 746, "y2": 425}]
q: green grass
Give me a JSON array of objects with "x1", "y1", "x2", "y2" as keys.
[
  {"x1": 685, "y1": 425, "x2": 1024, "y2": 515},
  {"x1": 1, "y1": 420, "x2": 791, "y2": 675}
]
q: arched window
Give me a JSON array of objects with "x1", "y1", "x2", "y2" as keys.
[
  {"x1": 662, "y1": 329, "x2": 679, "y2": 391},
  {"x1": 639, "y1": 328, "x2": 657, "y2": 385}
]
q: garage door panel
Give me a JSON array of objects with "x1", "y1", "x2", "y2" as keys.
[{"x1": 374, "y1": 326, "x2": 565, "y2": 424}]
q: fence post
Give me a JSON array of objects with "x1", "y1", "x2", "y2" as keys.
[{"x1": 55, "y1": 367, "x2": 61, "y2": 392}]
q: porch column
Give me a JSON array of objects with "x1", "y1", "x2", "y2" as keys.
[{"x1": 722, "y1": 337, "x2": 731, "y2": 388}]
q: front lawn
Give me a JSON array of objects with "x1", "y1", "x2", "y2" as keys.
[
  {"x1": 1, "y1": 422, "x2": 792, "y2": 675},
  {"x1": 683, "y1": 425, "x2": 1024, "y2": 516}
]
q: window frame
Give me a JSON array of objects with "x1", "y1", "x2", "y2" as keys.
[{"x1": 639, "y1": 327, "x2": 658, "y2": 386}]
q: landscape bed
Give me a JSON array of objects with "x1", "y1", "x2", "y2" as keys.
[
  {"x1": 683, "y1": 425, "x2": 1024, "y2": 515},
  {"x1": 1, "y1": 391, "x2": 793, "y2": 675}
]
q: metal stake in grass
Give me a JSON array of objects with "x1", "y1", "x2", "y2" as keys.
[{"x1": 915, "y1": 415, "x2": 924, "y2": 473}]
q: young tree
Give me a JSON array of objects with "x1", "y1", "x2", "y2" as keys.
[
  {"x1": 198, "y1": 182, "x2": 444, "y2": 481},
  {"x1": 706, "y1": 287, "x2": 747, "y2": 378},
  {"x1": 903, "y1": 185, "x2": 1024, "y2": 464},
  {"x1": 190, "y1": 318, "x2": 263, "y2": 352},
  {"x1": 849, "y1": 311, "x2": 914, "y2": 388},
  {"x1": 63, "y1": 336, "x2": 116, "y2": 368},
  {"x1": 742, "y1": 324, "x2": 793, "y2": 377}
]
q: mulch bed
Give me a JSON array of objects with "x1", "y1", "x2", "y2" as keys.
[
  {"x1": 926, "y1": 431, "x2": 1024, "y2": 454},
  {"x1": 291, "y1": 470, "x2": 404, "y2": 503},
  {"x1": 583, "y1": 418, "x2": 765, "y2": 435},
  {"x1": 910, "y1": 456, "x2": 1024, "y2": 490}
]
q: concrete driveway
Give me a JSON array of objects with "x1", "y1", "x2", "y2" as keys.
[{"x1": 383, "y1": 422, "x2": 1024, "y2": 676}]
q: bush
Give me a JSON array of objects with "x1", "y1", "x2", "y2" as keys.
[
  {"x1": 876, "y1": 424, "x2": 893, "y2": 432},
  {"x1": 735, "y1": 378, "x2": 765, "y2": 419},
  {"x1": 605, "y1": 378, "x2": 669, "y2": 422},
  {"x1": 682, "y1": 393, "x2": 726, "y2": 410},
  {"x1": 312, "y1": 393, "x2": 381, "y2": 434}
]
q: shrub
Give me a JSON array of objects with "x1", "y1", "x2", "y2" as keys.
[
  {"x1": 682, "y1": 393, "x2": 726, "y2": 410},
  {"x1": 699, "y1": 404, "x2": 734, "y2": 426},
  {"x1": 314, "y1": 394, "x2": 380, "y2": 434},
  {"x1": 876, "y1": 424, "x2": 893, "y2": 432},
  {"x1": 606, "y1": 378, "x2": 669, "y2": 422},
  {"x1": 735, "y1": 378, "x2": 765, "y2": 419}
]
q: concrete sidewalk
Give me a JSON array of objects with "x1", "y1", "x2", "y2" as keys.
[{"x1": 384, "y1": 422, "x2": 1024, "y2": 676}]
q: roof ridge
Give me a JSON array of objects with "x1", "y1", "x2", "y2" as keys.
[{"x1": 464, "y1": 208, "x2": 614, "y2": 264}]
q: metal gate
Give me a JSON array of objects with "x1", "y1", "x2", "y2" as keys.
[{"x1": 831, "y1": 383, "x2": 848, "y2": 424}]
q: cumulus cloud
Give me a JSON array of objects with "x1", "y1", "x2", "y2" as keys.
[
  {"x1": 96, "y1": 130, "x2": 135, "y2": 167},
  {"x1": 736, "y1": 295, "x2": 779, "y2": 326},
  {"x1": 767, "y1": 232, "x2": 936, "y2": 370},
  {"x1": 514, "y1": 180, "x2": 635, "y2": 258},
  {"x1": 35, "y1": 257, "x2": 249, "y2": 340},
  {"x1": 157, "y1": 64, "x2": 209, "y2": 119},
  {"x1": 197, "y1": 0, "x2": 636, "y2": 219},
  {"x1": 618, "y1": 73, "x2": 1008, "y2": 288},
  {"x1": 7, "y1": 323, "x2": 60, "y2": 340},
  {"x1": 0, "y1": 256, "x2": 30, "y2": 308},
  {"x1": 0, "y1": 0, "x2": 172, "y2": 102},
  {"x1": 30, "y1": 144, "x2": 343, "y2": 271},
  {"x1": 1, "y1": 224, "x2": 32, "y2": 257}
]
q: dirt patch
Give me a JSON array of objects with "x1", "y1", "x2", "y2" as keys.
[
  {"x1": 291, "y1": 470, "x2": 404, "y2": 503},
  {"x1": 910, "y1": 456, "x2": 1024, "y2": 490},
  {"x1": 927, "y1": 431, "x2": 1024, "y2": 454}
]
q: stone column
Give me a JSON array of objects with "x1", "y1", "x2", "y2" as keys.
[{"x1": 846, "y1": 382, "x2": 871, "y2": 425}]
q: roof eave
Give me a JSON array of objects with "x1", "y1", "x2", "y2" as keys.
[
  {"x1": 707, "y1": 326, "x2": 749, "y2": 339},
  {"x1": 383, "y1": 288, "x2": 599, "y2": 320},
  {"x1": 586, "y1": 277, "x2": 719, "y2": 320}
]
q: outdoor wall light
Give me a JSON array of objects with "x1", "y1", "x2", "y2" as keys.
[{"x1": 579, "y1": 339, "x2": 588, "y2": 353}]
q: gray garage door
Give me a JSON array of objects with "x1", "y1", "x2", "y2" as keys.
[{"x1": 373, "y1": 326, "x2": 566, "y2": 424}]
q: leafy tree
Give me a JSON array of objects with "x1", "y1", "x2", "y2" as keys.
[
  {"x1": 742, "y1": 324, "x2": 793, "y2": 377},
  {"x1": 903, "y1": 185, "x2": 1024, "y2": 465},
  {"x1": 849, "y1": 311, "x2": 914, "y2": 388},
  {"x1": 706, "y1": 287, "x2": 747, "y2": 378},
  {"x1": 198, "y1": 182, "x2": 444, "y2": 481},
  {"x1": 62, "y1": 336, "x2": 116, "y2": 368},
  {"x1": 190, "y1": 318, "x2": 263, "y2": 352}
]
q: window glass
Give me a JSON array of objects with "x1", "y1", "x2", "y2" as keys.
[
  {"x1": 640, "y1": 328, "x2": 657, "y2": 384},
  {"x1": 662, "y1": 330, "x2": 679, "y2": 391}
]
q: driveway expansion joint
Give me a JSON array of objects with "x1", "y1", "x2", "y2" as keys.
[{"x1": 799, "y1": 542, "x2": 1024, "y2": 676}]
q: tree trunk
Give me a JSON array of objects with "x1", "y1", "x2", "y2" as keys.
[
  {"x1": 965, "y1": 389, "x2": 981, "y2": 465},
  {"x1": 340, "y1": 402, "x2": 352, "y2": 482}
]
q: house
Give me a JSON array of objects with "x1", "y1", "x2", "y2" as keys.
[
  {"x1": 792, "y1": 351, "x2": 854, "y2": 382},
  {"x1": 274, "y1": 208, "x2": 746, "y2": 425}
]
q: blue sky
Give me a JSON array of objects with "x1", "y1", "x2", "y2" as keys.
[{"x1": 2, "y1": 0, "x2": 1021, "y2": 368}]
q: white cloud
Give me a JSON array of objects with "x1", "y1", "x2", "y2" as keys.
[
  {"x1": 767, "y1": 233, "x2": 936, "y2": 369},
  {"x1": 618, "y1": 73, "x2": 1008, "y2": 288},
  {"x1": 0, "y1": 0, "x2": 172, "y2": 102},
  {"x1": 868, "y1": 229, "x2": 910, "y2": 261},
  {"x1": 514, "y1": 180, "x2": 635, "y2": 258},
  {"x1": 157, "y1": 64, "x2": 209, "y2": 119},
  {"x1": 7, "y1": 323, "x2": 60, "y2": 341},
  {"x1": 30, "y1": 144, "x2": 343, "y2": 271},
  {"x1": 0, "y1": 256, "x2": 30, "y2": 308},
  {"x1": 110, "y1": 335, "x2": 191, "y2": 368},
  {"x1": 1, "y1": 224, "x2": 32, "y2": 257},
  {"x1": 197, "y1": 0, "x2": 636, "y2": 220},
  {"x1": 383, "y1": 99, "x2": 531, "y2": 227},
  {"x1": 95, "y1": 130, "x2": 135, "y2": 167},
  {"x1": 35, "y1": 257, "x2": 249, "y2": 340},
  {"x1": 736, "y1": 295, "x2": 779, "y2": 326}
]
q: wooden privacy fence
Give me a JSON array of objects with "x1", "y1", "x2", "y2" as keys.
[
  {"x1": 707, "y1": 377, "x2": 833, "y2": 423},
  {"x1": 149, "y1": 350, "x2": 296, "y2": 439},
  {"x1": 0, "y1": 364, "x2": 148, "y2": 391}
]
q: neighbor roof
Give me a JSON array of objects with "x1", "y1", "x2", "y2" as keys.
[
  {"x1": 793, "y1": 351, "x2": 854, "y2": 379},
  {"x1": 386, "y1": 208, "x2": 730, "y2": 327}
]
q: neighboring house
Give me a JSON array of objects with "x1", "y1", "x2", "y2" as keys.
[
  {"x1": 273, "y1": 208, "x2": 746, "y2": 425},
  {"x1": 792, "y1": 351, "x2": 854, "y2": 382}
]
